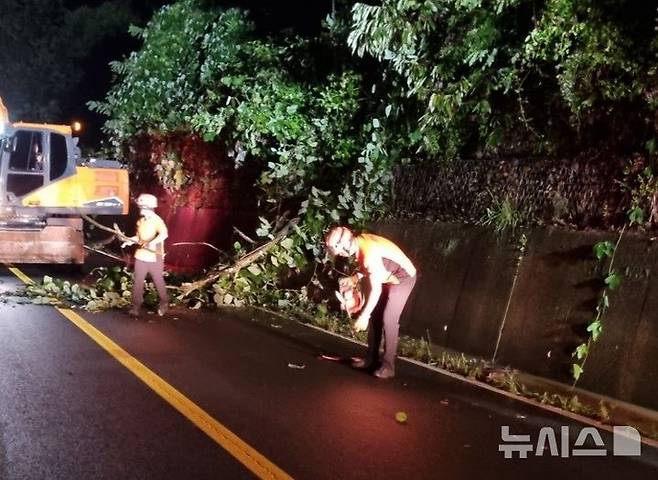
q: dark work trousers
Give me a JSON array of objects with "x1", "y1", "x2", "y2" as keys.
[
  {"x1": 132, "y1": 257, "x2": 169, "y2": 309},
  {"x1": 366, "y1": 275, "x2": 417, "y2": 371}
]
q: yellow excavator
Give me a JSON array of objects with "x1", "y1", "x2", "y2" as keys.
[{"x1": 0, "y1": 100, "x2": 129, "y2": 264}]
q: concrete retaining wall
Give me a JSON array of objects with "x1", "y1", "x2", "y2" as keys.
[{"x1": 372, "y1": 221, "x2": 658, "y2": 411}]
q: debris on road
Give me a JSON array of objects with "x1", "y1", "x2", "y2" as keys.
[
  {"x1": 395, "y1": 411, "x2": 408, "y2": 424},
  {"x1": 287, "y1": 363, "x2": 306, "y2": 369}
]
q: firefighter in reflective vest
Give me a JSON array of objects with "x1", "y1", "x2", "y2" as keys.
[
  {"x1": 123, "y1": 193, "x2": 169, "y2": 317},
  {"x1": 325, "y1": 226, "x2": 417, "y2": 379}
]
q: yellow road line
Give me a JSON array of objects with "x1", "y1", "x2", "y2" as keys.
[
  {"x1": 8, "y1": 266, "x2": 34, "y2": 285},
  {"x1": 8, "y1": 266, "x2": 293, "y2": 480}
]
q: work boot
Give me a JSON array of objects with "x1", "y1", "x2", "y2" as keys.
[
  {"x1": 350, "y1": 357, "x2": 373, "y2": 370},
  {"x1": 373, "y1": 366, "x2": 395, "y2": 379}
]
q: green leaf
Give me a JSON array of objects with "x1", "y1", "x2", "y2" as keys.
[
  {"x1": 281, "y1": 238, "x2": 294, "y2": 250},
  {"x1": 587, "y1": 320, "x2": 603, "y2": 342},
  {"x1": 247, "y1": 264, "x2": 262, "y2": 276},
  {"x1": 593, "y1": 241, "x2": 615, "y2": 261},
  {"x1": 101, "y1": 278, "x2": 115, "y2": 291},
  {"x1": 409, "y1": 130, "x2": 423, "y2": 143},
  {"x1": 605, "y1": 273, "x2": 621, "y2": 290},
  {"x1": 628, "y1": 207, "x2": 644, "y2": 225},
  {"x1": 372, "y1": 118, "x2": 380, "y2": 128},
  {"x1": 574, "y1": 343, "x2": 589, "y2": 360},
  {"x1": 572, "y1": 363, "x2": 584, "y2": 381}
]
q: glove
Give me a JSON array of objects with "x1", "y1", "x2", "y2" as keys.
[
  {"x1": 354, "y1": 313, "x2": 370, "y2": 332},
  {"x1": 121, "y1": 237, "x2": 138, "y2": 249}
]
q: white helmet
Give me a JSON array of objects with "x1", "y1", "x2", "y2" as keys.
[
  {"x1": 324, "y1": 226, "x2": 354, "y2": 257},
  {"x1": 137, "y1": 193, "x2": 158, "y2": 209}
]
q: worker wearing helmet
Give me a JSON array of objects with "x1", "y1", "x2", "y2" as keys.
[
  {"x1": 325, "y1": 226, "x2": 417, "y2": 379},
  {"x1": 123, "y1": 193, "x2": 169, "y2": 317}
]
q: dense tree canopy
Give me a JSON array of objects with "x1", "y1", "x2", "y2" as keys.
[
  {"x1": 62, "y1": 0, "x2": 658, "y2": 311},
  {"x1": 348, "y1": 0, "x2": 658, "y2": 157}
]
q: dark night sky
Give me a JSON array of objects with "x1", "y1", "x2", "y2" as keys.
[{"x1": 214, "y1": 0, "x2": 337, "y2": 35}]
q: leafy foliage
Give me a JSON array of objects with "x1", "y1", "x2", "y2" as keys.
[
  {"x1": 572, "y1": 234, "x2": 623, "y2": 383},
  {"x1": 482, "y1": 194, "x2": 522, "y2": 233},
  {"x1": 90, "y1": 1, "x2": 658, "y2": 329},
  {"x1": 26, "y1": 267, "x2": 162, "y2": 311},
  {"x1": 348, "y1": 0, "x2": 658, "y2": 158},
  {"x1": 90, "y1": 1, "x2": 402, "y2": 318},
  {"x1": 348, "y1": 0, "x2": 526, "y2": 158},
  {"x1": 154, "y1": 149, "x2": 190, "y2": 192},
  {"x1": 620, "y1": 165, "x2": 657, "y2": 227}
]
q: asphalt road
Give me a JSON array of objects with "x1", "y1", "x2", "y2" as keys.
[{"x1": 1, "y1": 264, "x2": 658, "y2": 479}]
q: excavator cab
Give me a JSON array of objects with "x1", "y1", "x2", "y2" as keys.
[
  {"x1": 0, "y1": 120, "x2": 129, "y2": 263},
  {"x1": 1, "y1": 126, "x2": 75, "y2": 201}
]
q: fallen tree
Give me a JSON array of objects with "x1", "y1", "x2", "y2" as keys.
[{"x1": 178, "y1": 217, "x2": 300, "y2": 298}]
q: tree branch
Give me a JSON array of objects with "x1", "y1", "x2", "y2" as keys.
[
  {"x1": 179, "y1": 217, "x2": 299, "y2": 298},
  {"x1": 233, "y1": 227, "x2": 257, "y2": 245}
]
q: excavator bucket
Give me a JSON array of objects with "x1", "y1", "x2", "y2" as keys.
[{"x1": 0, "y1": 218, "x2": 84, "y2": 264}]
